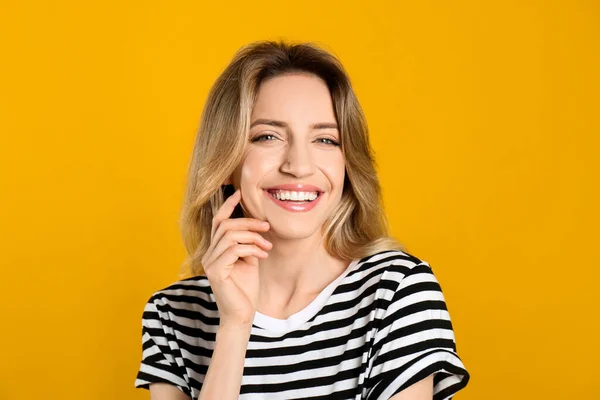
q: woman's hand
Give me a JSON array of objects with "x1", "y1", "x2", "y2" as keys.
[{"x1": 200, "y1": 188, "x2": 272, "y2": 328}]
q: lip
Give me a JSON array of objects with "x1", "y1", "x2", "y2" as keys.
[
  {"x1": 264, "y1": 183, "x2": 323, "y2": 193},
  {"x1": 263, "y1": 189, "x2": 323, "y2": 212}
]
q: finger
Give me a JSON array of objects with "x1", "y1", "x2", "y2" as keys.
[
  {"x1": 211, "y1": 188, "x2": 242, "y2": 239},
  {"x1": 205, "y1": 229, "x2": 272, "y2": 268},
  {"x1": 207, "y1": 217, "x2": 269, "y2": 258},
  {"x1": 206, "y1": 230, "x2": 272, "y2": 266},
  {"x1": 239, "y1": 254, "x2": 260, "y2": 269},
  {"x1": 207, "y1": 244, "x2": 268, "y2": 281},
  {"x1": 210, "y1": 218, "x2": 270, "y2": 254}
]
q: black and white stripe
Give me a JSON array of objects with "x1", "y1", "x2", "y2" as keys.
[{"x1": 135, "y1": 250, "x2": 470, "y2": 399}]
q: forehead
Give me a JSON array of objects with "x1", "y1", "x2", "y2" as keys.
[{"x1": 251, "y1": 73, "x2": 336, "y2": 122}]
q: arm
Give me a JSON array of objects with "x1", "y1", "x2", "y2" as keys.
[
  {"x1": 365, "y1": 262, "x2": 470, "y2": 399},
  {"x1": 198, "y1": 323, "x2": 253, "y2": 400},
  {"x1": 149, "y1": 383, "x2": 191, "y2": 400},
  {"x1": 145, "y1": 190, "x2": 268, "y2": 399},
  {"x1": 388, "y1": 375, "x2": 434, "y2": 400},
  {"x1": 148, "y1": 324, "x2": 252, "y2": 400}
]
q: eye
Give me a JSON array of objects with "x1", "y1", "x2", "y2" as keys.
[
  {"x1": 251, "y1": 134, "x2": 278, "y2": 142},
  {"x1": 251, "y1": 134, "x2": 340, "y2": 146},
  {"x1": 316, "y1": 138, "x2": 340, "y2": 146}
]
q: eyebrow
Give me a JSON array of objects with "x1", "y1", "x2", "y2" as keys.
[{"x1": 250, "y1": 119, "x2": 338, "y2": 130}]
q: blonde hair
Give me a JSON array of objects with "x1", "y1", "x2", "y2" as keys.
[{"x1": 179, "y1": 40, "x2": 404, "y2": 276}]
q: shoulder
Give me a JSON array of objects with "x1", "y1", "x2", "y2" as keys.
[
  {"x1": 350, "y1": 249, "x2": 433, "y2": 290},
  {"x1": 148, "y1": 274, "x2": 213, "y2": 304},
  {"x1": 141, "y1": 275, "x2": 217, "y2": 327},
  {"x1": 360, "y1": 251, "x2": 470, "y2": 399}
]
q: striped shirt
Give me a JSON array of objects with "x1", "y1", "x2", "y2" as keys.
[{"x1": 134, "y1": 249, "x2": 470, "y2": 399}]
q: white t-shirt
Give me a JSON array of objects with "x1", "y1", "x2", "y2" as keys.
[{"x1": 135, "y1": 249, "x2": 470, "y2": 399}]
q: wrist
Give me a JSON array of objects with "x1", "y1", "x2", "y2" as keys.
[{"x1": 217, "y1": 322, "x2": 253, "y2": 339}]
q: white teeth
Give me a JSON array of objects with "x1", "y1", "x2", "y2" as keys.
[{"x1": 269, "y1": 190, "x2": 319, "y2": 202}]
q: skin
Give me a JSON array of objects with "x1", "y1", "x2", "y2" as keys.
[
  {"x1": 149, "y1": 72, "x2": 435, "y2": 399},
  {"x1": 226, "y1": 72, "x2": 351, "y2": 319}
]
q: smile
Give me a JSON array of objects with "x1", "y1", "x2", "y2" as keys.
[{"x1": 263, "y1": 189, "x2": 323, "y2": 212}]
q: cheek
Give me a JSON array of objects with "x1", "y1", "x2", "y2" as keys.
[
  {"x1": 238, "y1": 151, "x2": 277, "y2": 186},
  {"x1": 318, "y1": 154, "x2": 346, "y2": 187}
]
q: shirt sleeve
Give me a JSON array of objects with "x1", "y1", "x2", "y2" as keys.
[
  {"x1": 134, "y1": 294, "x2": 192, "y2": 397},
  {"x1": 366, "y1": 262, "x2": 470, "y2": 400}
]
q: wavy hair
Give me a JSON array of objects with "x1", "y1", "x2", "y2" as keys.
[{"x1": 179, "y1": 40, "x2": 404, "y2": 276}]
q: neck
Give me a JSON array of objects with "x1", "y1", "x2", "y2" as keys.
[{"x1": 257, "y1": 228, "x2": 349, "y2": 312}]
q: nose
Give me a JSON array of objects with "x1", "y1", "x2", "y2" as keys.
[{"x1": 279, "y1": 140, "x2": 316, "y2": 178}]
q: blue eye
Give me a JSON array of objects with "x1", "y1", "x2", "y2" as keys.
[
  {"x1": 317, "y1": 138, "x2": 340, "y2": 146},
  {"x1": 251, "y1": 134, "x2": 277, "y2": 142},
  {"x1": 251, "y1": 134, "x2": 340, "y2": 146}
]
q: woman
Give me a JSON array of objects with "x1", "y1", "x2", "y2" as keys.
[{"x1": 135, "y1": 40, "x2": 470, "y2": 400}]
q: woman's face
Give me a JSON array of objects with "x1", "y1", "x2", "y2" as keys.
[{"x1": 230, "y1": 72, "x2": 345, "y2": 240}]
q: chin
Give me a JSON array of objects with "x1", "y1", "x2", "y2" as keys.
[{"x1": 267, "y1": 222, "x2": 321, "y2": 240}]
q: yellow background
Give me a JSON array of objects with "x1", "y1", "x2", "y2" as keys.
[{"x1": 1, "y1": 1, "x2": 598, "y2": 399}]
